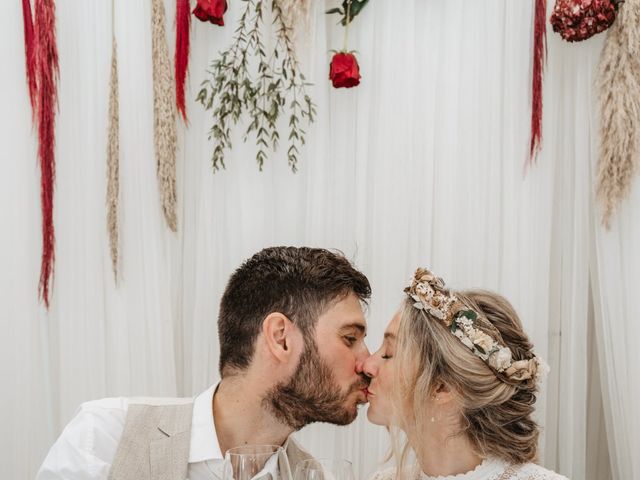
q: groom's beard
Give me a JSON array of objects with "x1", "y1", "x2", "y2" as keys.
[{"x1": 264, "y1": 339, "x2": 369, "y2": 430}]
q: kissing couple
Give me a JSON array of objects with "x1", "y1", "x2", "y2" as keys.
[{"x1": 38, "y1": 247, "x2": 566, "y2": 480}]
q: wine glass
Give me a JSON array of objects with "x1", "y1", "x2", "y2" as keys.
[
  {"x1": 293, "y1": 458, "x2": 355, "y2": 480},
  {"x1": 222, "y1": 445, "x2": 292, "y2": 480}
]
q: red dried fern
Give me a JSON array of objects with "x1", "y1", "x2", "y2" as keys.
[
  {"x1": 22, "y1": 0, "x2": 38, "y2": 115},
  {"x1": 175, "y1": 0, "x2": 191, "y2": 121},
  {"x1": 35, "y1": 0, "x2": 59, "y2": 308},
  {"x1": 529, "y1": 0, "x2": 547, "y2": 163}
]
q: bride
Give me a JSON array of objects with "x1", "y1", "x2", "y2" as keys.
[{"x1": 363, "y1": 267, "x2": 567, "y2": 480}]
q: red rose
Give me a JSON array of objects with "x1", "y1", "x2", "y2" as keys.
[
  {"x1": 193, "y1": 0, "x2": 228, "y2": 26},
  {"x1": 329, "y1": 52, "x2": 361, "y2": 89}
]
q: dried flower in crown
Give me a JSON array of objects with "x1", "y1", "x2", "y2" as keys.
[{"x1": 404, "y1": 267, "x2": 549, "y2": 385}]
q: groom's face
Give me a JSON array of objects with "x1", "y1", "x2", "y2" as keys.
[
  {"x1": 313, "y1": 292, "x2": 371, "y2": 412},
  {"x1": 265, "y1": 293, "x2": 370, "y2": 429}
]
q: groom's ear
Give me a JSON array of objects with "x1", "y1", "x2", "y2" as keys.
[{"x1": 262, "y1": 312, "x2": 300, "y2": 364}]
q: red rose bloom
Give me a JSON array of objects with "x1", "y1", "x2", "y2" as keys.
[
  {"x1": 329, "y1": 52, "x2": 361, "y2": 89},
  {"x1": 193, "y1": 0, "x2": 228, "y2": 26}
]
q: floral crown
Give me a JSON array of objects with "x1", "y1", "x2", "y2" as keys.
[{"x1": 404, "y1": 267, "x2": 549, "y2": 385}]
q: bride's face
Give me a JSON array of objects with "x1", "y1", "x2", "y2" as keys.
[{"x1": 362, "y1": 312, "x2": 401, "y2": 426}]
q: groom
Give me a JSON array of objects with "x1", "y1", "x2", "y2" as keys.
[{"x1": 37, "y1": 246, "x2": 372, "y2": 480}]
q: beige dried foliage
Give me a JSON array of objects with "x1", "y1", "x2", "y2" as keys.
[
  {"x1": 597, "y1": 0, "x2": 640, "y2": 227},
  {"x1": 151, "y1": 0, "x2": 178, "y2": 231},
  {"x1": 107, "y1": 36, "x2": 120, "y2": 279},
  {"x1": 277, "y1": 0, "x2": 312, "y2": 45}
]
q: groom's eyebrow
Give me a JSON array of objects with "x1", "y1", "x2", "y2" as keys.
[{"x1": 340, "y1": 323, "x2": 367, "y2": 336}]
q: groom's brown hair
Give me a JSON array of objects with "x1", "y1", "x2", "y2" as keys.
[{"x1": 218, "y1": 246, "x2": 371, "y2": 376}]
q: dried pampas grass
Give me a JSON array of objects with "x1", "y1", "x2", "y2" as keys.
[
  {"x1": 107, "y1": 35, "x2": 120, "y2": 280},
  {"x1": 277, "y1": 0, "x2": 312, "y2": 46},
  {"x1": 597, "y1": 0, "x2": 640, "y2": 227},
  {"x1": 152, "y1": 0, "x2": 178, "y2": 231}
]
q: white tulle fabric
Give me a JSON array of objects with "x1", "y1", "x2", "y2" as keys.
[{"x1": 1, "y1": 1, "x2": 637, "y2": 479}]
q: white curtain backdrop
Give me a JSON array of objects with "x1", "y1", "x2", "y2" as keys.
[{"x1": 1, "y1": 1, "x2": 637, "y2": 479}]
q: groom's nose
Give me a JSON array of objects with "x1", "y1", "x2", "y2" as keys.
[
  {"x1": 354, "y1": 343, "x2": 370, "y2": 374},
  {"x1": 361, "y1": 353, "x2": 378, "y2": 378}
]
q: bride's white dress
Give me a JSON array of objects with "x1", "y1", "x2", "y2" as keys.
[{"x1": 369, "y1": 457, "x2": 569, "y2": 480}]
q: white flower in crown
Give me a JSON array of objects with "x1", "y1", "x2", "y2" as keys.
[
  {"x1": 410, "y1": 294, "x2": 425, "y2": 310},
  {"x1": 488, "y1": 347, "x2": 512, "y2": 372},
  {"x1": 406, "y1": 267, "x2": 549, "y2": 386},
  {"x1": 427, "y1": 306, "x2": 445, "y2": 320},
  {"x1": 533, "y1": 357, "x2": 550, "y2": 382},
  {"x1": 451, "y1": 326, "x2": 473, "y2": 350},
  {"x1": 470, "y1": 330, "x2": 494, "y2": 354},
  {"x1": 462, "y1": 337, "x2": 474, "y2": 350},
  {"x1": 457, "y1": 315, "x2": 474, "y2": 328},
  {"x1": 416, "y1": 282, "x2": 433, "y2": 296}
]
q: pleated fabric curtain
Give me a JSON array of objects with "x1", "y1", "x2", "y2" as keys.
[{"x1": 2, "y1": 1, "x2": 639, "y2": 479}]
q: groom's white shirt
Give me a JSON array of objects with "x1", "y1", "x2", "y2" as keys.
[{"x1": 36, "y1": 383, "x2": 282, "y2": 480}]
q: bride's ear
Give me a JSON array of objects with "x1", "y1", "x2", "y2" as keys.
[{"x1": 431, "y1": 381, "x2": 454, "y2": 404}]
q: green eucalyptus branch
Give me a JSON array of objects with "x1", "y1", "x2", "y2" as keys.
[
  {"x1": 197, "y1": 0, "x2": 316, "y2": 173},
  {"x1": 326, "y1": 0, "x2": 369, "y2": 26}
]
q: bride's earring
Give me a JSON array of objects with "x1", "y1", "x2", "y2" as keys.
[{"x1": 430, "y1": 395, "x2": 438, "y2": 422}]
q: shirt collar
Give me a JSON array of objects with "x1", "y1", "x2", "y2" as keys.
[
  {"x1": 187, "y1": 381, "x2": 294, "y2": 464},
  {"x1": 189, "y1": 383, "x2": 222, "y2": 463}
]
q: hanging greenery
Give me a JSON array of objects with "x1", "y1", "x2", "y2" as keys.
[
  {"x1": 326, "y1": 0, "x2": 369, "y2": 26},
  {"x1": 197, "y1": 0, "x2": 316, "y2": 172}
]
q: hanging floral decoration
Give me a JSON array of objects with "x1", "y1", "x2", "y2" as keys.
[
  {"x1": 329, "y1": 52, "x2": 360, "y2": 88},
  {"x1": 25, "y1": 0, "x2": 59, "y2": 309},
  {"x1": 175, "y1": 0, "x2": 192, "y2": 121},
  {"x1": 550, "y1": 0, "x2": 622, "y2": 42},
  {"x1": 21, "y1": 0, "x2": 60, "y2": 307},
  {"x1": 181, "y1": 0, "x2": 229, "y2": 123},
  {"x1": 327, "y1": 0, "x2": 368, "y2": 89},
  {"x1": 151, "y1": 0, "x2": 178, "y2": 231},
  {"x1": 279, "y1": 0, "x2": 312, "y2": 45},
  {"x1": 21, "y1": 0, "x2": 38, "y2": 115},
  {"x1": 326, "y1": 0, "x2": 369, "y2": 26},
  {"x1": 596, "y1": 0, "x2": 640, "y2": 227},
  {"x1": 529, "y1": 0, "x2": 547, "y2": 163},
  {"x1": 193, "y1": 0, "x2": 228, "y2": 25},
  {"x1": 107, "y1": 0, "x2": 120, "y2": 280},
  {"x1": 197, "y1": 0, "x2": 316, "y2": 172}
]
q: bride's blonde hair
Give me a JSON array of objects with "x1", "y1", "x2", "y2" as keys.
[{"x1": 390, "y1": 290, "x2": 541, "y2": 478}]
